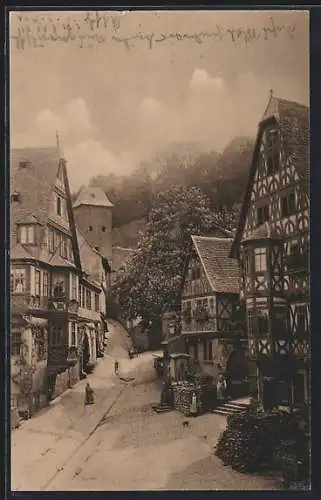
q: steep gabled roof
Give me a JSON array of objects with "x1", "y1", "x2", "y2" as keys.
[
  {"x1": 10, "y1": 148, "x2": 61, "y2": 248},
  {"x1": 10, "y1": 147, "x2": 82, "y2": 269},
  {"x1": 191, "y1": 236, "x2": 240, "y2": 294},
  {"x1": 231, "y1": 94, "x2": 309, "y2": 257},
  {"x1": 73, "y1": 186, "x2": 114, "y2": 209}
]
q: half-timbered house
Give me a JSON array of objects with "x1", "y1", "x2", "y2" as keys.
[
  {"x1": 10, "y1": 147, "x2": 109, "y2": 420},
  {"x1": 181, "y1": 236, "x2": 247, "y2": 394},
  {"x1": 230, "y1": 92, "x2": 309, "y2": 408}
]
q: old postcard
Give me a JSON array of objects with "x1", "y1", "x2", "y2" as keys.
[{"x1": 9, "y1": 9, "x2": 310, "y2": 491}]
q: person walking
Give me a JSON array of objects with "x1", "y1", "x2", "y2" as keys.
[
  {"x1": 217, "y1": 374, "x2": 227, "y2": 403},
  {"x1": 114, "y1": 359, "x2": 119, "y2": 376},
  {"x1": 84, "y1": 382, "x2": 95, "y2": 406}
]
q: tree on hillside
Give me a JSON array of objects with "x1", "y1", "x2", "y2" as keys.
[{"x1": 112, "y1": 186, "x2": 228, "y2": 346}]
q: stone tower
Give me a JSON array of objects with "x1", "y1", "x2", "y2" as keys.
[{"x1": 73, "y1": 186, "x2": 113, "y2": 263}]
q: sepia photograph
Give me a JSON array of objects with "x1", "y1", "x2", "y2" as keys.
[{"x1": 9, "y1": 9, "x2": 310, "y2": 491}]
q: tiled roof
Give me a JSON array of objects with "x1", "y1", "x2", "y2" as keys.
[
  {"x1": 48, "y1": 254, "x2": 77, "y2": 268},
  {"x1": 11, "y1": 243, "x2": 34, "y2": 260},
  {"x1": 10, "y1": 148, "x2": 61, "y2": 252},
  {"x1": 191, "y1": 236, "x2": 240, "y2": 294},
  {"x1": 73, "y1": 187, "x2": 114, "y2": 208}
]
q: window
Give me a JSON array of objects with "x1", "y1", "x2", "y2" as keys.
[
  {"x1": 257, "y1": 205, "x2": 270, "y2": 226},
  {"x1": 102, "y1": 226, "x2": 106, "y2": 232},
  {"x1": 61, "y1": 236, "x2": 68, "y2": 259},
  {"x1": 55, "y1": 232, "x2": 62, "y2": 253},
  {"x1": 95, "y1": 293, "x2": 100, "y2": 312},
  {"x1": 209, "y1": 298, "x2": 214, "y2": 310},
  {"x1": 266, "y1": 129, "x2": 280, "y2": 175},
  {"x1": 89, "y1": 226, "x2": 93, "y2": 231},
  {"x1": 78, "y1": 283, "x2": 82, "y2": 306},
  {"x1": 244, "y1": 250, "x2": 251, "y2": 275},
  {"x1": 71, "y1": 274, "x2": 77, "y2": 300},
  {"x1": 43, "y1": 272, "x2": 49, "y2": 297},
  {"x1": 203, "y1": 340, "x2": 213, "y2": 361},
  {"x1": 51, "y1": 324, "x2": 63, "y2": 345},
  {"x1": 53, "y1": 278, "x2": 64, "y2": 298},
  {"x1": 48, "y1": 229, "x2": 55, "y2": 253},
  {"x1": 296, "y1": 306, "x2": 308, "y2": 336},
  {"x1": 11, "y1": 269, "x2": 26, "y2": 293},
  {"x1": 273, "y1": 309, "x2": 289, "y2": 339},
  {"x1": 70, "y1": 322, "x2": 77, "y2": 346},
  {"x1": 247, "y1": 310, "x2": 255, "y2": 336},
  {"x1": 19, "y1": 225, "x2": 35, "y2": 244},
  {"x1": 86, "y1": 289, "x2": 92, "y2": 310},
  {"x1": 195, "y1": 267, "x2": 201, "y2": 280},
  {"x1": 56, "y1": 195, "x2": 62, "y2": 216},
  {"x1": 281, "y1": 192, "x2": 296, "y2": 217},
  {"x1": 257, "y1": 312, "x2": 269, "y2": 335},
  {"x1": 12, "y1": 329, "x2": 22, "y2": 356},
  {"x1": 81, "y1": 286, "x2": 86, "y2": 308},
  {"x1": 67, "y1": 239, "x2": 73, "y2": 261},
  {"x1": 193, "y1": 343, "x2": 198, "y2": 360},
  {"x1": 35, "y1": 270, "x2": 41, "y2": 296},
  {"x1": 254, "y1": 248, "x2": 267, "y2": 272}
]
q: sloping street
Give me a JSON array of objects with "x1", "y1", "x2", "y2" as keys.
[{"x1": 11, "y1": 320, "x2": 280, "y2": 492}]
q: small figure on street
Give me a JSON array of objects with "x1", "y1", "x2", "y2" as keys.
[
  {"x1": 217, "y1": 374, "x2": 228, "y2": 403},
  {"x1": 114, "y1": 359, "x2": 119, "y2": 376},
  {"x1": 190, "y1": 391, "x2": 198, "y2": 417},
  {"x1": 84, "y1": 382, "x2": 95, "y2": 406}
]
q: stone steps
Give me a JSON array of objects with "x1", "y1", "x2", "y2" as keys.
[{"x1": 213, "y1": 400, "x2": 250, "y2": 417}]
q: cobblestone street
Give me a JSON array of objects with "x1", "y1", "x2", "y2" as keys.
[{"x1": 11, "y1": 321, "x2": 282, "y2": 491}]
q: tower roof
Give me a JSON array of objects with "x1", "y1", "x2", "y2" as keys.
[{"x1": 73, "y1": 186, "x2": 114, "y2": 209}]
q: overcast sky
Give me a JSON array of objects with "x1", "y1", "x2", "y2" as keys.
[{"x1": 10, "y1": 10, "x2": 309, "y2": 190}]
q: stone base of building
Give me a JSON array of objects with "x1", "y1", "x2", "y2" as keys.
[{"x1": 51, "y1": 362, "x2": 80, "y2": 400}]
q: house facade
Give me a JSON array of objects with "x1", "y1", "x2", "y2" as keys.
[
  {"x1": 230, "y1": 93, "x2": 309, "y2": 408},
  {"x1": 10, "y1": 148, "x2": 109, "y2": 421},
  {"x1": 181, "y1": 236, "x2": 247, "y2": 392}
]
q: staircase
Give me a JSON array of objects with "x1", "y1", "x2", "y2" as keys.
[{"x1": 213, "y1": 400, "x2": 250, "y2": 417}]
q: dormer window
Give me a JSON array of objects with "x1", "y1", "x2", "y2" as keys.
[
  {"x1": 19, "y1": 225, "x2": 35, "y2": 244},
  {"x1": 266, "y1": 128, "x2": 280, "y2": 175},
  {"x1": 102, "y1": 226, "x2": 106, "y2": 232},
  {"x1": 89, "y1": 226, "x2": 93, "y2": 231},
  {"x1": 11, "y1": 191, "x2": 21, "y2": 202}
]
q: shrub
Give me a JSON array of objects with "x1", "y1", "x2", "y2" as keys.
[{"x1": 215, "y1": 408, "x2": 307, "y2": 475}]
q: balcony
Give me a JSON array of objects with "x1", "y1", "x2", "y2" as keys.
[{"x1": 48, "y1": 297, "x2": 79, "y2": 316}]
